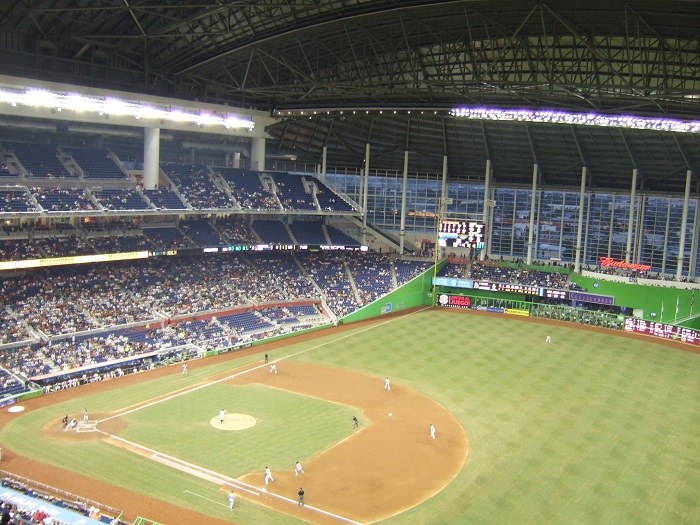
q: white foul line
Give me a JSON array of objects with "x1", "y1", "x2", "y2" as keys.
[
  {"x1": 95, "y1": 307, "x2": 430, "y2": 524},
  {"x1": 98, "y1": 307, "x2": 429, "y2": 425}
]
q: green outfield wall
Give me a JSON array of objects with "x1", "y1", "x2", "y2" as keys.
[
  {"x1": 571, "y1": 274, "x2": 700, "y2": 328},
  {"x1": 342, "y1": 265, "x2": 436, "y2": 324}
]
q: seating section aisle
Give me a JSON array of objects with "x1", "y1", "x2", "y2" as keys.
[
  {"x1": 314, "y1": 179, "x2": 355, "y2": 212},
  {"x1": 2, "y1": 142, "x2": 73, "y2": 178},
  {"x1": 63, "y1": 147, "x2": 127, "y2": 179},
  {"x1": 143, "y1": 227, "x2": 192, "y2": 249},
  {"x1": 289, "y1": 220, "x2": 328, "y2": 245},
  {"x1": 0, "y1": 188, "x2": 35, "y2": 212},
  {"x1": 299, "y1": 252, "x2": 357, "y2": 317},
  {"x1": 163, "y1": 163, "x2": 236, "y2": 209},
  {"x1": 144, "y1": 189, "x2": 188, "y2": 210},
  {"x1": 347, "y1": 253, "x2": 393, "y2": 304},
  {"x1": 326, "y1": 225, "x2": 361, "y2": 246},
  {"x1": 252, "y1": 220, "x2": 294, "y2": 244},
  {"x1": 179, "y1": 218, "x2": 226, "y2": 246},
  {"x1": 215, "y1": 167, "x2": 279, "y2": 210},
  {"x1": 33, "y1": 187, "x2": 97, "y2": 212},
  {"x1": 94, "y1": 188, "x2": 150, "y2": 211},
  {"x1": 272, "y1": 172, "x2": 317, "y2": 211}
]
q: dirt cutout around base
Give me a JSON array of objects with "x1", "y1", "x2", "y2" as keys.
[{"x1": 233, "y1": 362, "x2": 468, "y2": 525}]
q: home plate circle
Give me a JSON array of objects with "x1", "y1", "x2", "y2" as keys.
[{"x1": 210, "y1": 413, "x2": 257, "y2": 431}]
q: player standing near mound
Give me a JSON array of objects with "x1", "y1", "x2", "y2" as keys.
[
  {"x1": 270, "y1": 363, "x2": 278, "y2": 374},
  {"x1": 219, "y1": 408, "x2": 227, "y2": 424},
  {"x1": 264, "y1": 466, "x2": 274, "y2": 485}
]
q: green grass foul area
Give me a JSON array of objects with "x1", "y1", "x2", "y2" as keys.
[{"x1": 2, "y1": 308, "x2": 700, "y2": 525}]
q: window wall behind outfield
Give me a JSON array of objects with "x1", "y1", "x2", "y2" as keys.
[{"x1": 323, "y1": 169, "x2": 700, "y2": 277}]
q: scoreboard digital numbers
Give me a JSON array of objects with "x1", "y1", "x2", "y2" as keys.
[
  {"x1": 624, "y1": 318, "x2": 700, "y2": 347},
  {"x1": 438, "y1": 220, "x2": 485, "y2": 249}
]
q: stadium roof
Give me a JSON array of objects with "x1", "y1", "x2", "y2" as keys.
[{"x1": 1, "y1": 0, "x2": 699, "y2": 192}]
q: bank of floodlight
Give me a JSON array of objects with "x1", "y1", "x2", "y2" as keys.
[
  {"x1": 450, "y1": 107, "x2": 700, "y2": 133},
  {"x1": 0, "y1": 87, "x2": 255, "y2": 131}
]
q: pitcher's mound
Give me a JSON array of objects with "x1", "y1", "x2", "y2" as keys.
[{"x1": 209, "y1": 413, "x2": 257, "y2": 431}]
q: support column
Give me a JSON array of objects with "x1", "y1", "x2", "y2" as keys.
[
  {"x1": 526, "y1": 164, "x2": 538, "y2": 265},
  {"x1": 441, "y1": 155, "x2": 448, "y2": 202},
  {"x1": 480, "y1": 159, "x2": 491, "y2": 261},
  {"x1": 662, "y1": 197, "x2": 671, "y2": 275},
  {"x1": 575, "y1": 167, "x2": 587, "y2": 273},
  {"x1": 399, "y1": 150, "x2": 409, "y2": 254},
  {"x1": 233, "y1": 151, "x2": 241, "y2": 169},
  {"x1": 362, "y1": 143, "x2": 370, "y2": 245},
  {"x1": 676, "y1": 169, "x2": 693, "y2": 280},
  {"x1": 251, "y1": 137, "x2": 266, "y2": 171},
  {"x1": 689, "y1": 198, "x2": 699, "y2": 278},
  {"x1": 143, "y1": 127, "x2": 160, "y2": 190},
  {"x1": 625, "y1": 168, "x2": 637, "y2": 263},
  {"x1": 321, "y1": 146, "x2": 328, "y2": 183},
  {"x1": 608, "y1": 195, "x2": 615, "y2": 258}
]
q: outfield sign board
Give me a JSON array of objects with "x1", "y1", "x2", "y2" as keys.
[{"x1": 624, "y1": 318, "x2": 700, "y2": 346}]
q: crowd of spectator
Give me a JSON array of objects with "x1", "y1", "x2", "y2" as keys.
[{"x1": 0, "y1": 252, "x2": 431, "y2": 387}]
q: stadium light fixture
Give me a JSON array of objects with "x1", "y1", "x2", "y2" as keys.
[
  {"x1": 450, "y1": 107, "x2": 700, "y2": 133},
  {"x1": 0, "y1": 87, "x2": 255, "y2": 131}
]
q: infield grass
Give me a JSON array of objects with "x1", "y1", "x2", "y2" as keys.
[{"x1": 3, "y1": 307, "x2": 700, "y2": 525}]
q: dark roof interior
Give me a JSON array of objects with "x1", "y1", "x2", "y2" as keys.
[{"x1": 1, "y1": 0, "x2": 699, "y2": 192}]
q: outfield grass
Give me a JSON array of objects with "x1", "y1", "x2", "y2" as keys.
[{"x1": 3, "y1": 308, "x2": 700, "y2": 524}]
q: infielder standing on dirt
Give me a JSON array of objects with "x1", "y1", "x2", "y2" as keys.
[
  {"x1": 295, "y1": 461, "x2": 305, "y2": 476},
  {"x1": 384, "y1": 377, "x2": 391, "y2": 390},
  {"x1": 264, "y1": 466, "x2": 274, "y2": 485},
  {"x1": 430, "y1": 423, "x2": 436, "y2": 440},
  {"x1": 270, "y1": 363, "x2": 278, "y2": 374}
]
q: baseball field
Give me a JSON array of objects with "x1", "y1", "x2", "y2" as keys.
[{"x1": 0, "y1": 307, "x2": 699, "y2": 525}]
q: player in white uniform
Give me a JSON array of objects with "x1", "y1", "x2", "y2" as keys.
[
  {"x1": 430, "y1": 423, "x2": 436, "y2": 440},
  {"x1": 83, "y1": 408, "x2": 89, "y2": 423},
  {"x1": 295, "y1": 461, "x2": 305, "y2": 476},
  {"x1": 182, "y1": 362, "x2": 188, "y2": 375},
  {"x1": 384, "y1": 377, "x2": 391, "y2": 390},
  {"x1": 220, "y1": 408, "x2": 227, "y2": 424},
  {"x1": 546, "y1": 335, "x2": 552, "y2": 343},
  {"x1": 270, "y1": 363, "x2": 278, "y2": 374},
  {"x1": 264, "y1": 466, "x2": 274, "y2": 485},
  {"x1": 228, "y1": 491, "x2": 235, "y2": 510}
]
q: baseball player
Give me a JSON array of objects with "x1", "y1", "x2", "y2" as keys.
[
  {"x1": 182, "y1": 362, "x2": 188, "y2": 375},
  {"x1": 546, "y1": 335, "x2": 552, "y2": 343},
  {"x1": 295, "y1": 461, "x2": 305, "y2": 476},
  {"x1": 270, "y1": 363, "x2": 278, "y2": 374},
  {"x1": 220, "y1": 408, "x2": 227, "y2": 424},
  {"x1": 228, "y1": 491, "x2": 235, "y2": 510},
  {"x1": 430, "y1": 423, "x2": 436, "y2": 440},
  {"x1": 384, "y1": 377, "x2": 391, "y2": 390},
  {"x1": 264, "y1": 466, "x2": 274, "y2": 485},
  {"x1": 352, "y1": 415, "x2": 359, "y2": 429},
  {"x1": 83, "y1": 408, "x2": 89, "y2": 423}
]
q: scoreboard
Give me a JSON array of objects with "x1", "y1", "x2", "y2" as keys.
[
  {"x1": 624, "y1": 318, "x2": 700, "y2": 347},
  {"x1": 438, "y1": 220, "x2": 485, "y2": 249}
]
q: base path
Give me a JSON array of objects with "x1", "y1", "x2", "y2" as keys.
[
  {"x1": 234, "y1": 362, "x2": 468, "y2": 524},
  {"x1": 0, "y1": 310, "x2": 471, "y2": 525}
]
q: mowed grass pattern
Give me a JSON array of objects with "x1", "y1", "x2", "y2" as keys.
[
  {"x1": 2, "y1": 308, "x2": 700, "y2": 525},
  {"x1": 120, "y1": 383, "x2": 357, "y2": 477}
]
